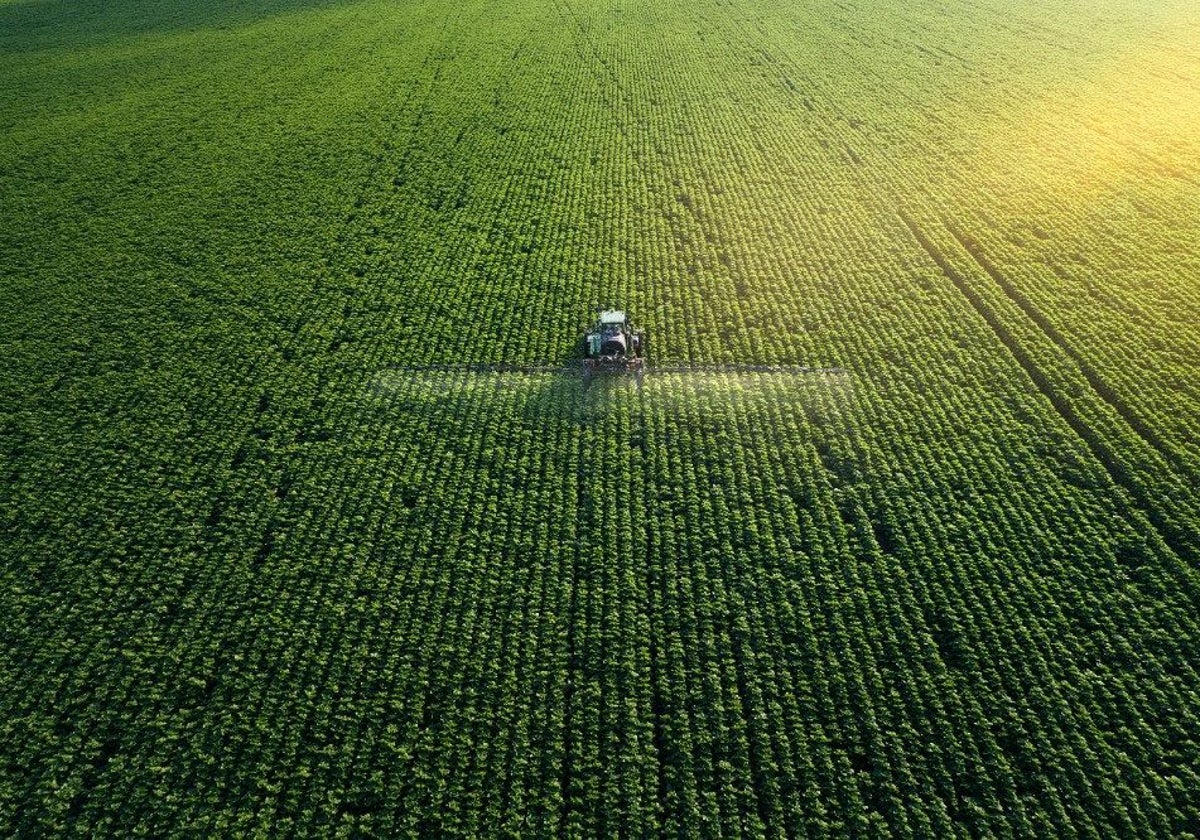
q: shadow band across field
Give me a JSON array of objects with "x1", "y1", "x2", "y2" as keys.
[
  {"x1": 373, "y1": 362, "x2": 848, "y2": 375},
  {"x1": 368, "y1": 363, "x2": 849, "y2": 404},
  {"x1": 366, "y1": 364, "x2": 851, "y2": 425}
]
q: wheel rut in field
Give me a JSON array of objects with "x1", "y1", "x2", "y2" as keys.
[
  {"x1": 898, "y1": 210, "x2": 1196, "y2": 564},
  {"x1": 941, "y1": 220, "x2": 1195, "y2": 484}
]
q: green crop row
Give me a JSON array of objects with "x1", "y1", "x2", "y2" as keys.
[{"x1": 1, "y1": 0, "x2": 1197, "y2": 836}]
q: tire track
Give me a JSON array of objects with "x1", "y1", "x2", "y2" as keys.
[
  {"x1": 942, "y1": 220, "x2": 1197, "y2": 485},
  {"x1": 898, "y1": 210, "x2": 1197, "y2": 564}
]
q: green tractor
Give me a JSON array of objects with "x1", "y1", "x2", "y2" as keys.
[{"x1": 583, "y1": 308, "x2": 645, "y2": 388}]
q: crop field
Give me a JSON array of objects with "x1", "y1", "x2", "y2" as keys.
[{"x1": 2, "y1": 0, "x2": 1200, "y2": 836}]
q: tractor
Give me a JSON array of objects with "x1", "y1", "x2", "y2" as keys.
[{"x1": 583, "y1": 309, "x2": 645, "y2": 388}]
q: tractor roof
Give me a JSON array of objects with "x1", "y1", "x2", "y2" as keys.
[{"x1": 599, "y1": 309, "x2": 626, "y2": 325}]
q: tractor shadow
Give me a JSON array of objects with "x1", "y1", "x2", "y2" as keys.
[
  {"x1": 364, "y1": 338, "x2": 631, "y2": 425},
  {"x1": 364, "y1": 368, "x2": 627, "y2": 427},
  {"x1": 365, "y1": 364, "x2": 852, "y2": 431},
  {"x1": 364, "y1": 334, "x2": 852, "y2": 427}
]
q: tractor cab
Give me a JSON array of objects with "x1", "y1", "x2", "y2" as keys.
[{"x1": 584, "y1": 308, "x2": 645, "y2": 387}]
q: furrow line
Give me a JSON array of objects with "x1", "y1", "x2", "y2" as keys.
[
  {"x1": 897, "y1": 210, "x2": 1196, "y2": 565},
  {"x1": 942, "y1": 219, "x2": 1196, "y2": 485}
]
